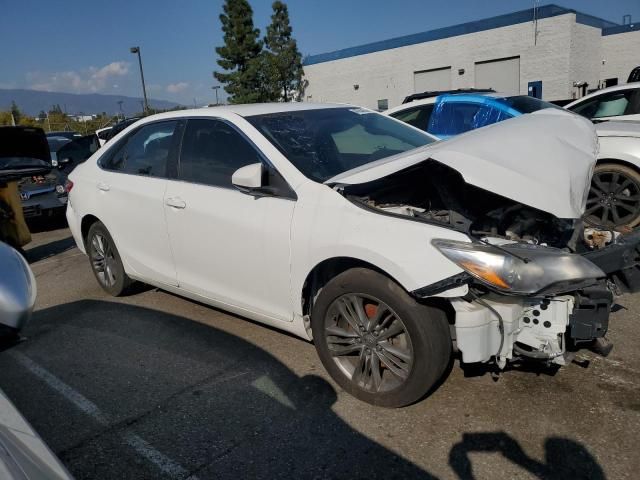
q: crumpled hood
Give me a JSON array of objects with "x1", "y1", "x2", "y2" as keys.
[{"x1": 327, "y1": 109, "x2": 598, "y2": 219}]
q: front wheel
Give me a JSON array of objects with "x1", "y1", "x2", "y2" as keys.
[
  {"x1": 585, "y1": 163, "x2": 640, "y2": 228},
  {"x1": 311, "y1": 268, "x2": 451, "y2": 407},
  {"x1": 87, "y1": 221, "x2": 133, "y2": 296}
]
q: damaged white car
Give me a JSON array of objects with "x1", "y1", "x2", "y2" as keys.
[{"x1": 66, "y1": 104, "x2": 640, "y2": 407}]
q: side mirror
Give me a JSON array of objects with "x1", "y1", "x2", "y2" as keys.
[{"x1": 232, "y1": 163, "x2": 264, "y2": 191}]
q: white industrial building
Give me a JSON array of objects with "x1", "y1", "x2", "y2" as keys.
[{"x1": 302, "y1": 4, "x2": 640, "y2": 110}]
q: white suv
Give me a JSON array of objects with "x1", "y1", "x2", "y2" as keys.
[{"x1": 66, "y1": 103, "x2": 639, "y2": 406}]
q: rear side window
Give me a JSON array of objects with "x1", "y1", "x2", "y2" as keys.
[
  {"x1": 390, "y1": 104, "x2": 434, "y2": 132},
  {"x1": 570, "y1": 89, "x2": 640, "y2": 119},
  {"x1": 428, "y1": 101, "x2": 511, "y2": 137},
  {"x1": 101, "y1": 121, "x2": 178, "y2": 176},
  {"x1": 178, "y1": 119, "x2": 263, "y2": 188}
]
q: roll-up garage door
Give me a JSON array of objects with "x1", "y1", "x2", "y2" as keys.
[
  {"x1": 474, "y1": 57, "x2": 520, "y2": 95},
  {"x1": 414, "y1": 67, "x2": 451, "y2": 93}
]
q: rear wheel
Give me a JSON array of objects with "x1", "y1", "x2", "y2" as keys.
[
  {"x1": 311, "y1": 268, "x2": 451, "y2": 407},
  {"x1": 585, "y1": 163, "x2": 640, "y2": 228},
  {"x1": 87, "y1": 221, "x2": 133, "y2": 296}
]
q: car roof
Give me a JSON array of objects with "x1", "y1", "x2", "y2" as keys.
[
  {"x1": 131, "y1": 103, "x2": 354, "y2": 125},
  {"x1": 385, "y1": 92, "x2": 508, "y2": 115},
  {"x1": 565, "y1": 83, "x2": 640, "y2": 108}
]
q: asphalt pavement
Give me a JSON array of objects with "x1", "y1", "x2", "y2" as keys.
[{"x1": 0, "y1": 220, "x2": 639, "y2": 479}]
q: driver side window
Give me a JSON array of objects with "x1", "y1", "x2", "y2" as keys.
[{"x1": 178, "y1": 119, "x2": 264, "y2": 188}]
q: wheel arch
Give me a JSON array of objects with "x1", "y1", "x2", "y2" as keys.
[
  {"x1": 596, "y1": 157, "x2": 640, "y2": 173},
  {"x1": 80, "y1": 214, "x2": 101, "y2": 249},
  {"x1": 300, "y1": 257, "x2": 401, "y2": 319}
]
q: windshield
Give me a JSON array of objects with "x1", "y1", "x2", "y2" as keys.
[
  {"x1": 247, "y1": 107, "x2": 435, "y2": 182},
  {"x1": 502, "y1": 95, "x2": 561, "y2": 113}
]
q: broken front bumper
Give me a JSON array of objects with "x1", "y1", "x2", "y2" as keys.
[
  {"x1": 451, "y1": 281, "x2": 613, "y2": 367},
  {"x1": 582, "y1": 229, "x2": 640, "y2": 294}
]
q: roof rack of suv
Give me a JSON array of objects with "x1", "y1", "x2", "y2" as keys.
[{"x1": 402, "y1": 88, "x2": 496, "y2": 104}]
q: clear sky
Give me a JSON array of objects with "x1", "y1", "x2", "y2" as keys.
[{"x1": 1, "y1": 0, "x2": 638, "y2": 107}]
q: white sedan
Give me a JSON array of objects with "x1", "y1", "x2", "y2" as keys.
[{"x1": 66, "y1": 104, "x2": 640, "y2": 407}]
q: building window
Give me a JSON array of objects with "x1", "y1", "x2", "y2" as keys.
[
  {"x1": 377, "y1": 99, "x2": 389, "y2": 111},
  {"x1": 605, "y1": 78, "x2": 618, "y2": 88}
]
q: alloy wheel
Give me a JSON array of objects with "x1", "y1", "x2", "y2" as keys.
[
  {"x1": 324, "y1": 293, "x2": 414, "y2": 393},
  {"x1": 585, "y1": 170, "x2": 640, "y2": 227},
  {"x1": 90, "y1": 233, "x2": 117, "y2": 287}
]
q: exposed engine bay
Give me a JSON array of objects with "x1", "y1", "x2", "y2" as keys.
[
  {"x1": 338, "y1": 159, "x2": 640, "y2": 368},
  {"x1": 342, "y1": 160, "x2": 594, "y2": 251}
]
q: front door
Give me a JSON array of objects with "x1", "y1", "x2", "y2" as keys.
[{"x1": 164, "y1": 118, "x2": 295, "y2": 321}]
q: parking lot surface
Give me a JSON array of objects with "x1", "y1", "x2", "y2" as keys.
[{"x1": 1, "y1": 223, "x2": 639, "y2": 479}]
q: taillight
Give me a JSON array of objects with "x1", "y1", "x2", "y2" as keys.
[{"x1": 65, "y1": 179, "x2": 74, "y2": 193}]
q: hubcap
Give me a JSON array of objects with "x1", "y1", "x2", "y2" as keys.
[
  {"x1": 586, "y1": 171, "x2": 640, "y2": 228},
  {"x1": 90, "y1": 234, "x2": 117, "y2": 287},
  {"x1": 324, "y1": 294, "x2": 413, "y2": 394}
]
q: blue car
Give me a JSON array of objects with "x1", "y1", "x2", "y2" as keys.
[{"x1": 386, "y1": 91, "x2": 562, "y2": 139}]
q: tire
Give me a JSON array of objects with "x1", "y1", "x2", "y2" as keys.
[
  {"x1": 586, "y1": 163, "x2": 640, "y2": 229},
  {"x1": 311, "y1": 268, "x2": 451, "y2": 408},
  {"x1": 86, "y1": 221, "x2": 133, "y2": 296}
]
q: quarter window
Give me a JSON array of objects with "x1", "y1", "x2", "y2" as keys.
[{"x1": 179, "y1": 119, "x2": 263, "y2": 188}]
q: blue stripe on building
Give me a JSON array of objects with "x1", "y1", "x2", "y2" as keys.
[{"x1": 303, "y1": 4, "x2": 619, "y2": 66}]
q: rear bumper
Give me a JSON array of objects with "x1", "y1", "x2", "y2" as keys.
[{"x1": 65, "y1": 202, "x2": 85, "y2": 254}]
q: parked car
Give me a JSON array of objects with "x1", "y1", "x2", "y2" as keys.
[
  {"x1": 96, "y1": 117, "x2": 141, "y2": 146},
  {"x1": 386, "y1": 90, "x2": 561, "y2": 139},
  {"x1": 0, "y1": 126, "x2": 53, "y2": 246},
  {"x1": 66, "y1": 104, "x2": 640, "y2": 407},
  {"x1": 388, "y1": 92, "x2": 640, "y2": 229},
  {"x1": 586, "y1": 122, "x2": 640, "y2": 228},
  {"x1": 565, "y1": 83, "x2": 640, "y2": 123},
  {"x1": 0, "y1": 242, "x2": 72, "y2": 479},
  {"x1": 17, "y1": 133, "x2": 98, "y2": 220},
  {"x1": 45, "y1": 130, "x2": 81, "y2": 140}
]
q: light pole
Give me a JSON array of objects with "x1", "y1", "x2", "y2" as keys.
[
  {"x1": 130, "y1": 46, "x2": 149, "y2": 114},
  {"x1": 212, "y1": 85, "x2": 220, "y2": 105}
]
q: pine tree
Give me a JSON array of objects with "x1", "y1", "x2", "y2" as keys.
[
  {"x1": 264, "y1": 1, "x2": 306, "y2": 102},
  {"x1": 214, "y1": 0, "x2": 263, "y2": 103}
]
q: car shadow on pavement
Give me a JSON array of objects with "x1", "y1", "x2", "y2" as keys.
[
  {"x1": 23, "y1": 235, "x2": 76, "y2": 263},
  {"x1": 449, "y1": 431, "x2": 605, "y2": 480},
  {"x1": 26, "y1": 213, "x2": 68, "y2": 233},
  {"x1": 0, "y1": 300, "x2": 437, "y2": 479}
]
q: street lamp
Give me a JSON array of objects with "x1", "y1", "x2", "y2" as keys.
[
  {"x1": 130, "y1": 46, "x2": 149, "y2": 115},
  {"x1": 212, "y1": 85, "x2": 220, "y2": 105}
]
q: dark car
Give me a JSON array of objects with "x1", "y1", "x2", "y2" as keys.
[
  {"x1": 0, "y1": 126, "x2": 52, "y2": 245},
  {"x1": 17, "y1": 133, "x2": 98, "y2": 219},
  {"x1": 98, "y1": 117, "x2": 141, "y2": 145},
  {"x1": 45, "y1": 130, "x2": 81, "y2": 140}
]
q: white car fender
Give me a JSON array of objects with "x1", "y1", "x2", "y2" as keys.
[
  {"x1": 289, "y1": 181, "x2": 469, "y2": 318},
  {"x1": 597, "y1": 135, "x2": 640, "y2": 167}
]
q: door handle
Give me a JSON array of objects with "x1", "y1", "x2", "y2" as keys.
[
  {"x1": 97, "y1": 182, "x2": 110, "y2": 191},
  {"x1": 165, "y1": 197, "x2": 186, "y2": 209}
]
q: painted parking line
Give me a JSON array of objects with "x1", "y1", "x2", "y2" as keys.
[{"x1": 9, "y1": 350, "x2": 198, "y2": 480}]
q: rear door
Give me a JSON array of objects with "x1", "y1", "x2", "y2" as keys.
[{"x1": 95, "y1": 120, "x2": 181, "y2": 286}]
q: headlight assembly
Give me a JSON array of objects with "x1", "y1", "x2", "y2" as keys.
[{"x1": 432, "y1": 239, "x2": 604, "y2": 295}]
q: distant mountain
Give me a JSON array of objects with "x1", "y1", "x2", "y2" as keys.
[{"x1": 0, "y1": 89, "x2": 182, "y2": 116}]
